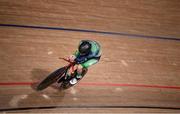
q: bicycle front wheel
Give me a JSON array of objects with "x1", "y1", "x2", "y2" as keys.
[{"x1": 36, "y1": 67, "x2": 67, "y2": 91}]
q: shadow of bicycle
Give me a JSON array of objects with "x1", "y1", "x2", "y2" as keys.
[{"x1": 30, "y1": 68, "x2": 63, "y2": 91}]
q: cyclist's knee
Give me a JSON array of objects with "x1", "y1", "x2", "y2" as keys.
[{"x1": 77, "y1": 64, "x2": 83, "y2": 74}]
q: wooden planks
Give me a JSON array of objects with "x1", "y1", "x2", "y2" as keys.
[
  {"x1": 0, "y1": 27, "x2": 180, "y2": 85},
  {"x1": 0, "y1": 27, "x2": 180, "y2": 112},
  {"x1": 0, "y1": 0, "x2": 180, "y2": 113},
  {"x1": 0, "y1": 0, "x2": 180, "y2": 37}
]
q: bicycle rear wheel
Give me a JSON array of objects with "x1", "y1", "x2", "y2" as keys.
[{"x1": 36, "y1": 66, "x2": 67, "y2": 91}]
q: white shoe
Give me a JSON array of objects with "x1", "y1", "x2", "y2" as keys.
[{"x1": 69, "y1": 78, "x2": 78, "y2": 85}]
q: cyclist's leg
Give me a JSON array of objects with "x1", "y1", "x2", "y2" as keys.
[
  {"x1": 66, "y1": 59, "x2": 99, "y2": 86},
  {"x1": 76, "y1": 64, "x2": 83, "y2": 78},
  {"x1": 66, "y1": 65, "x2": 78, "y2": 79},
  {"x1": 75, "y1": 59, "x2": 98, "y2": 79}
]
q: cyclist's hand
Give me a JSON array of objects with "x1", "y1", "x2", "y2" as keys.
[{"x1": 68, "y1": 55, "x2": 76, "y2": 62}]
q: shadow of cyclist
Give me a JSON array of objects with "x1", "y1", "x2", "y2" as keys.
[{"x1": 30, "y1": 68, "x2": 63, "y2": 91}]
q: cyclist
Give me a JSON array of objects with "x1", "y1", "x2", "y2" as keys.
[{"x1": 65, "y1": 40, "x2": 101, "y2": 87}]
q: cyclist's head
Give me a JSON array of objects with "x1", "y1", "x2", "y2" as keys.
[{"x1": 78, "y1": 41, "x2": 91, "y2": 55}]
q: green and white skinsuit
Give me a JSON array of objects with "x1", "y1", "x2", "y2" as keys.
[{"x1": 68, "y1": 40, "x2": 101, "y2": 85}]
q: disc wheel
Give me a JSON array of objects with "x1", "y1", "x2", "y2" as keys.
[{"x1": 36, "y1": 67, "x2": 67, "y2": 91}]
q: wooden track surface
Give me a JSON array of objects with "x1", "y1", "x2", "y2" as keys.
[
  {"x1": 0, "y1": 0, "x2": 180, "y2": 113},
  {"x1": 0, "y1": 0, "x2": 180, "y2": 37}
]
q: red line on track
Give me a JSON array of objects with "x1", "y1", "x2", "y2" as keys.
[
  {"x1": 0, "y1": 82, "x2": 33, "y2": 86},
  {"x1": 80, "y1": 82, "x2": 180, "y2": 90},
  {"x1": 0, "y1": 82, "x2": 180, "y2": 90}
]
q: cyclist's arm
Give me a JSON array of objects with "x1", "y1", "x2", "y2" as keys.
[
  {"x1": 67, "y1": 50, "x2": 79, "y2": 62},
  {"x1": 81, "y1": 58, "x2": 99, "y2": 68}
]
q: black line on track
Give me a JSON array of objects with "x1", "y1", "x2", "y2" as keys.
[
  {"x1": 0, "y1": 105, "x2": 180, "y2": 112},
  {"x1": 0, "y1": 24, "x2": 180, "y2": 41}
]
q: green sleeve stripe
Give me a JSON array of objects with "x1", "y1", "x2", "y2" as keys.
[{"x1": 81, "y1": 59, "x2": 98, "y2": 68}]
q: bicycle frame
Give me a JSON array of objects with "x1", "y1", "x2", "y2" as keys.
[{"x1": 59, "y1": 57, "x2": 77, "y2": 73}]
